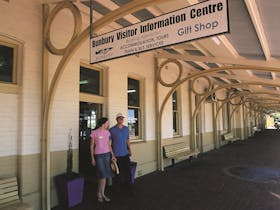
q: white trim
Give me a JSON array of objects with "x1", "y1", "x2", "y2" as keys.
[
  {"x1": 0, "y1": 34, "x2": 23, "y2": 94},
  {"x1": 127, "y1": 74, "x2": 145, "y2": 142}
]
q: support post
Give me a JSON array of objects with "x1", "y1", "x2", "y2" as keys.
[{"x1": 42, "y1": 4, "x2": 50, "y2": 210}]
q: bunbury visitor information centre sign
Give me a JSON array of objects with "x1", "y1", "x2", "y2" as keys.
[{"x1": 90, "y1": 0, "x2": 229, "y2": 64}]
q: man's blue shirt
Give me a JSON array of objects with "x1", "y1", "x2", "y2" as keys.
[{"x1": 109, "y1": 125, "x2": 129, "y2": 157}]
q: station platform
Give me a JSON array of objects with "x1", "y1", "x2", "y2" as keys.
[{"x1": 53, "y1": 130, "x2": 280, "y2": 210}]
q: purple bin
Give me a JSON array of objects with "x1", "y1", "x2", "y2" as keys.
[
  {"x1": 55, "y1": 173, "x2": 84, "y2": 208},
  {"x1": 130, "y1": 161, "x2": 137, "y2": 184}
]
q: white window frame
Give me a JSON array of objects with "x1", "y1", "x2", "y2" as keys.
[
  {"x1": 0, "y1": 34, "x2": 23, "y2": 94},
  {"x1": 127, "y1": 74, "x2": 145, "y2": 142},
  {"x1": 222, "y1": 102, "x2": 230, "y2": 130},
  {"x1": 172, "y1": 89, "x2": 182, "y2": 137},
  {"x1": 79, "y1": 62, "x2": 107, "y2": 114}
]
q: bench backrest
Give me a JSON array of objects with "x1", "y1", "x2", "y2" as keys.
[
  {"x1": 163, "y1": 142, "x2": 189, "y2": 157},
  {"x1": 0, "y1": 177, "x2": 20, "y2": 207},
  {"x1": 222, "y1": 132, "x2": 234, "y2": 140},
  {"x1": 253, "y1": 127, "x2": 261, "y2": 132}
]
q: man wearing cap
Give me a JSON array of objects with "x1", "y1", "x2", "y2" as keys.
[{"x1": 109, "y1": 113, "x2": 133, "y2": 194}]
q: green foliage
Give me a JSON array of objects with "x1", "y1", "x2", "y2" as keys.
[{"x1": 273, "y1": 112, "x2": 280, "y2": 120}]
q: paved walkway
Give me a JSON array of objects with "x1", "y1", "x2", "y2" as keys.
[{"x1": 53, "y1": 130, "x2": 280, "y2": 210}]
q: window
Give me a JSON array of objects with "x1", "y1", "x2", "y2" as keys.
[
  {"x1": 79, "y1": 64, "x2": 107, "y2": 139},
  {"x1": 222, "y1": 102, "x2": 230, "y2": 130},
  {"x1": 195, "y1": 95, "x2": 200, "y2": 133},
  {"x1": 172, "y1": 91, "x2": 180, "y2": 135},
  {"x1": 128, "y1": 77, "x2": 141, "y2": 139},
  {"x1": 80, "y1": 66, "x2": 101, "y2": 95},
  {"x1": 79, "y1": 64, "x2": 106, "y2": 177},
  {"x1": 79, "y1": 102, "x2": 103, "y2": 141},
  {"x1": 0, "y1": 43, "x2": 14, "y2": 83},
  {"x1": 0, "y1": 36, "x2": 22, "y2": 94}
]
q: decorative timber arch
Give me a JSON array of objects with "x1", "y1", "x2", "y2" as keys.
[
  {"x1": 212, "y1": 91, "x2": 280, "y2": 147},
  {"x1": 42, "y1": 1, "x2": 280, "y2": 209},
  {"x1": 42, "y1": 0, "x2": 174, "y2": 209},
  {"x1": 156, "y1": 58, "x2": 280, "y2": 171},
  {"x1": 192, "y1": 82, "x2": 280, "y2": 156}
]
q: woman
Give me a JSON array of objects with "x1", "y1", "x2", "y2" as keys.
[{"x1": 90, "y1": 117, "x2": 115, "y2": 202}]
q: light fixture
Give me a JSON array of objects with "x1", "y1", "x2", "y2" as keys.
[
  {"x1": 127, "y1": 89, "x2": 136, "y2": 93},
  {"x1": 0, "y1": 56, "x2": 6, "y2": 68},
  {"x1": 80, "y1": 80, "x2": 89, "y2": 85}
]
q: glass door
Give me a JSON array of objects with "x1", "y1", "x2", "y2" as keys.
[{"x1": 79, "y1": 102, "x2": 102, "y2": 180}]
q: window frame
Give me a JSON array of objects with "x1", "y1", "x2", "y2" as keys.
[
  {"x1": 79, "y1": 62, "x2": 107, "y2": 114},
  {"x1": 222, "y1": 102, "x2": 230, "y2": 130},
  {"x1": 127, "y1": 75, "x2": 145, "y2": 142},
  {"x1": 195, "y1": 94, "x2": 201, "y2": 134},
  {"x1": 172, "y1": 89, "x2": 182, "y2": 137},
  {"x1": 79, "y1": 63, "x2": 104, "y2": 97},
  {"x1": 0, "y1": 35, "x2": 22, "y2": 94}
]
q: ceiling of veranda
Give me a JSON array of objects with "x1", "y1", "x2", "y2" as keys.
[{"x1": 42, "y1": 0, "x2": 280, "y2": 112}]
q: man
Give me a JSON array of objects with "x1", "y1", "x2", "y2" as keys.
[{"x1": 109, "y1": 113, "x2": 133, "y2": 194}]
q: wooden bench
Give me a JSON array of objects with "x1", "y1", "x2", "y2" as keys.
[
  {"x1": 163, "y1": 142, "x2": 194, "y2": 166},
  {"x1": 0, "y1": 177, "x2": 33, "y2": 210},
  {"x1": 222, "y1": 132, "x2": 239, "y2": 143},
  {"x1": 253, "y1": 126, "x2": 261, "y2": 133},
  {"x1": 253, "y1": 127, "x2": 261, "y2": 132}
]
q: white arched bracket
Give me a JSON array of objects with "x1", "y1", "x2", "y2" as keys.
[
  {"x1": 44, "y1": 1, "x2": 82, "y2": 55},
  {"x1": 192, "y1": 81, "x2": 280, "y2": 152},
  {"x1": 156, "y1": 64, "x2": 280, "y2": 171},
  {"x1": 157, "y1": 59, "x2": 183, "y2": 87},
  {"x1": 156, "y1": 59, "x2": 184, "y2": 171},
  {"x1": 42, "y1": 1, "x2": 175, "y2": 209},
  {"x1": 191, "y1": 76, "x2": 212, "y2": 96}
]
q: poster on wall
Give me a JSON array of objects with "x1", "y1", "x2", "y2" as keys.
[{"x1": 90, "y1": 0, "x2": 229, "y2": 64}]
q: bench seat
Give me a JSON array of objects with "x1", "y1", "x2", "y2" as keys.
[
  {"x1": 0, "y1": 202, "x2": 33, "y2": 210},
  {"x1": 0, "y1": 177, "x2": 33, "y2": 210},
  {"x1": 163, "y1": 142, "x2": 196, "y2": 166},
  {"x1": 253, "y1": 127, "x2": 261, "y2": 132},
  {"x1": 222, "y1": 132, "x2": 239, "y2": 142}
]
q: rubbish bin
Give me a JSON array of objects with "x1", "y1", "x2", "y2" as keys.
[{"x1": 130, "y1": 161, "x2": 137, "y2": 184}]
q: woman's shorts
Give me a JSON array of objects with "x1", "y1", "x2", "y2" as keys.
[{"x1": 95, "y1": 152, "x2": 114, "y2": 178}]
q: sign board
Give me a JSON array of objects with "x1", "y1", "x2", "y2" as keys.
[{"x1": 90, "y1": 0, "x2": 229, "y2": 64}]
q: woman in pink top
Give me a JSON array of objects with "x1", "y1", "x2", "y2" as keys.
[{"x1": 90, "y1": 117, "x2": 115, "y2": 202}]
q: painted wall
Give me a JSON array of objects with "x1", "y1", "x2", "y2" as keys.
[
  {"x1": 0, "y1": 93, "x2": 18, "y2": 158},
  {"x1": 0, "y1": 0, "x2": 42, "y2": 157},
  {"x1": 0, "y1": 0, "x2": 252, "y2": 209},
  {"x1": 0, "y1": 0, "x2": 42, "y2": 208}
]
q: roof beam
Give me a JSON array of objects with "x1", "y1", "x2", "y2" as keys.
[
  {"x1": 217, "y1": 35, "x2": 239, "y2": 58},
  {"x1": 245, "y1": 0, "x2": 271, "y2": 60},
  {"x1": 155, "y1": 51, "x2": 280, "y2": 68},
  {"x1": 146, "y1": 6, "x2": 162, "y2": 16},
  {"x1": 41, "y1": 0, "x2": 88, "y2": 4},
  {"x1": 186, "y1": 0, "x2": 239, "y2": 58},
  {"x1": 271, "y1": 72, "x2": 279, "y2": 91},
  {"x1": 95, "y1": 0, "x2": 139, "y2": 24},
  {"x1": 215, "y1": 74, "x2": 280, "y2": 86},
  {"x1": 170, "y1": 47, "x2": 210, "y2": 71}
]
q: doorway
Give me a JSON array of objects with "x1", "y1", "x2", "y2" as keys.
[{"x1": 79, "y1": 102, "x2": 102, "y2": 180}]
